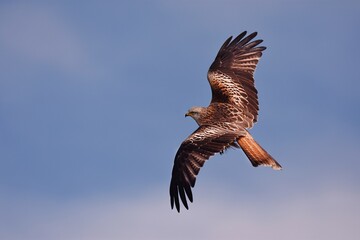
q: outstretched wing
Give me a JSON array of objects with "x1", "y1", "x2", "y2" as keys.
[
  {"x1": 170, "y1": 123, "x2": 244, "y2": 212},
  {"x1": 208, "y1": 31, "x2": 266, "y2": 126}
]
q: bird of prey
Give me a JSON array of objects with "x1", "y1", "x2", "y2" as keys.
[{"x1": 169, "y1": 31, "x2": 282, "y2": 212}]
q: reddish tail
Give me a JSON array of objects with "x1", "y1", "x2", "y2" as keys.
[{"x1": 237, "y1": 131, "x2": 282, "y2": 170}]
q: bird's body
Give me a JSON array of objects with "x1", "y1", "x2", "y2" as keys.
[{"x1": 170, "y1": 31, "x2": 282, "y2": 212}]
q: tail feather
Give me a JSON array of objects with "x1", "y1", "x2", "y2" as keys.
[{"x1": 237, "y1": 131, "x2": 282, "y2": 170}]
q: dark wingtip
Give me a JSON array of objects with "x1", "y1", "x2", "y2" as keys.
[
  {"x1": 249, "y1": 31, "x2": 258, "y2": 38},
  {"x1": 184, "y1": 185, "x2": 193, "y2": 203},
  {"x1": 228, "y1": 31, "x2": 247, "y2": 47},
  {"x1": 178, "y1": 187, "x2": 189, "y2": 210},
  {"x1": 237, "y1": 31, "x2": 248, "y2": 39},
  {"x1": 219, "y1": 36, "x2": 233, "y2": 51}
]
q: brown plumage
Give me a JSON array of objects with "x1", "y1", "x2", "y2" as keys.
[{"x1": 170, "y1": 31, "x2": 282, "y2": 212}]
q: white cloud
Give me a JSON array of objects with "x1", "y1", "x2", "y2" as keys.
[
  {"x1": 1, "y1": 186, "x2": 359, "y2": 240},
  {"x1": 0, "y1": 3, "x2": 87, "y2": 74}
]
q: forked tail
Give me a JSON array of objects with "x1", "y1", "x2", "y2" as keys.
[{"x1": 237, "y1": 131, "x2": 282, "y2": 170}]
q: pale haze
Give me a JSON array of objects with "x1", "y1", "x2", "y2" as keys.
[{"x1": 0, "y1": 1, "x2": 359, "y2": 239}]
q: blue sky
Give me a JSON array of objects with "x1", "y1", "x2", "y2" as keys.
[{"x1": 0, "y1": 0, "x2": 359, "y2": 239}]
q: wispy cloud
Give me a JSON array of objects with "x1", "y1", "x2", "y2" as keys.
[{"x1": 1, "y1": 186, "x2": 359, "y2": 240}]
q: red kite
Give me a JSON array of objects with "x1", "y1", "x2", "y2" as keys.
[{"x1": 170, "y1": 31, "x2": 282, "y2": 212}]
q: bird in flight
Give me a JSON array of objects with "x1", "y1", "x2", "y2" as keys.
[{"x1": 169, "y1": 31, "x2": 282, "y2": 212}]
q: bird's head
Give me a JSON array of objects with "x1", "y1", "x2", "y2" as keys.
[{"x1": 185, "y1": 106, "x2": 206, "y2": 125}]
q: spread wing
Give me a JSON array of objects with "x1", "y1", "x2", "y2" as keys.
[
  {"x1": 207, "y1": 31, "x2": 266, "y2": 126},
  {"x1": 170, "y1": 123, "x2": 243, "y2": 212}
]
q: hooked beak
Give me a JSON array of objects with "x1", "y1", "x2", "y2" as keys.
[{"x1": 185, "y1": 112, "x2": 190, "y2": 117}]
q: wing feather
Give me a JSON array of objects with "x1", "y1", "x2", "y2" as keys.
[
  {"x1": 208, "y1": 31, "x2": 266, "y2": 126},
  {"x1": 169, "y1": 124, "x2": 243, "y2": 212}
]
